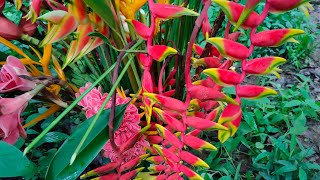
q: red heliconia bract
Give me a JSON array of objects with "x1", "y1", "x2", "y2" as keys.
[
  {"x1": 69, "y1": 0, "x2": 88, "y2": 24},
  {"x1": 212, "y1": 0, "x2": 260, "y2": 29},
  {"x1": 204, "y1": 68, "x2": 243, "y2": 87},
  {"x1": 185, "y1": 116, "x2": 228, "y2": 131},
  {"x1": 183, "y1": 135, "x2": 217, "y2": 151},
  {"x1": 148, "y1": 45, "x2": 177, "y2": 62},
  {"x1": 245, "y1": 56, "x2": 286, "y2": 76},
  {"x1": 142, "y1": 70, "x2": 153, "y2": 92},
  {"x1": 144, "y1": 93, "x2": 186, "y2": 112},
  {"x1": 19, "y1": 17, "x2": 38, "y2": 36},
  {"x1": 80, "y1": 162, "x2": 119, "y2": 179},
  {"x1": 188, "y1": 85, "x2": 237, "y2": 104},
  {"x1": 155, "y1": 124, "x2": 182, "y2": 148},
  {"x1": 268, "y1": 0, "x2": 309, "y2": 13},
  {"x1": 251, "y1": 29, "x2": 305, "y2": 47},
  {"x1": 127, "y1": 20, "x2": 151, "y2": 40},
  {"x1": 0, "y1": 0, "x2": 5, "y2": 13},
  {"x1": 234, "y1": 0, "x2": 263, "y2": 31},
  {"x1": 0, "y1": 17, "x2": 22, "y2": 40},
  {"x1": 236, "y1": 85, "x2": 278, "y2": 99},
  {"x1": 179, "y1": 164, "x2": 203, "y2": 179},
  {"x1": 151, "y1": 3, "x2": 199, "y2": 19}
]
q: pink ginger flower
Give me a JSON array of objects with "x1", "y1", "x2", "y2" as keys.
[
  {"x1": 0, "y1": 92, "x2": 35, "y2": 144},
  {"x1": 0, "y1": 56, "x2": 36, "y2": 93},
  {"x1": 76, "y1": 83, "x2": 149, "y2": 162}
]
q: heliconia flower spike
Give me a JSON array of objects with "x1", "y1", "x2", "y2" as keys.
[
  {"x1": 38, "y1": 10, "x2": 68, "y2": 24},
  {"x1": 251, "y1": 29, "x2": 305, "y2": 47},
  {"x1": 68, "y1": 0, "x2": 88, "y2": 24},
  {"x1": 206, "y1": 106, "x2": 222, "y2": 121},
  {"x1": 146, "y1": 155, "x2": 164, "y2": 164},
  {"x1": 41, "y1": 13, "x2": 78, "y2": 46},
  {"x1": 155, "y1": 124, "x2": 182, "y2": 148},
  {"x1": 183, "y1": 135, "x2": 217, "y2": 151},
  {"x1": 127, "y1": 20, "x2": 151, "y2": 40},
  {"x1": 119, "y1": 125, "x2": 150, "y2": 152},
  {"x1": 148, "y1": 45, "x2": 177, "y2": 62},
  {"x1": 233, "y1": 0, "x2": 263, "y2": 31},
  {"x1": 153, "y1": 107, "x2": 185, "y2": 132},
  {"x1": 188, "y1": 85, "x2": 237, "y2": 105},
  {"x1": 80, "y1": 162, "x2": 119, "y2": 179},
  {"x1": 180, "y1": 164, "x2": 204, "y2": 180},
  {"x1": 14, "y1": 0, "x2": 22, "y2": 10},
  {"x1": 137, "y1": 53, "x2": 152, "y2": 68},
  {"x1": 218, "y1": 113, "x2": 242, "y2": 143},
  {"x1": 143, "y1": 93, "x2": 186, "y2": 112},
  {"x1": 245, "y1": 56, "x2": 286, "y2": 78},
  {"x1": 202, "y1": 13, "x2": 211, "y2": 39},
  {"x1": 168, "y1": 173, "x2": 183, "y2": 180},
  {"x1": 148, "y1": 165, "x2": 167, "y2": 172},
  {"x1": 119, "y1": 167, "x2": 144, "y2": 180},
  {"x1": 268, "y1": 0, "x2": 310, "y2": 13},
  {"x1": 191, "y1": 57, "x2": 220, "y2": 68},
  {"x1": 151, "y1": 3, "x2": 199, "y2": 20},
  {"x1": 207, "y1": 37, "x2": 249, "y2": 60},
  {"x1": 217, "y1": 103, "x2": 242, "y2": 125},
  {"x1": 236, "y1": 85, "x2": 278, "y2": 99},
  {"x1": 162, "y1": 147, "x2": 180, "y2": 163},
  {"x1": 91, "y1": 173, "x2": 118, "y2": 180},
  {"x1": 192, "y1": 78, "x2": 216, "y2": 88},
  {"x1": 212, "y1": 0, "x2": 260, "y2": 29},
  {"x1": 203, "y1": 68, "x2": 243, "y2": 87},
  {"x1": 180, "y1": 151, "x2": 209, "y2": 168},
  {"x1": 119, "y1": 154, "x2": 149, "y2": 173},
  {"x1": 193, "y1": 44, "x2": 204, "y2": 56},
  {"x1": 65, "y1": 24, "x2": 94, "y2": 66},
  {"x1": 24, "y1": 0, "x2": 42, "y2": 23},
  {"x1": 185, "y1": 116, "x2": 228, "y2": 131},
  {"x1": 142, "y1": 70, "x2": 153, "y2": 92}
]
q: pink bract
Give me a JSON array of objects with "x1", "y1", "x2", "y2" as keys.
[{"x1": 0, "y1": 56, "x2": 36, "y2": 93}]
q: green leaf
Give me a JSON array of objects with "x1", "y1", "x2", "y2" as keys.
[
  {"x1": 45, "y1": 105, "x2": 127, "y2": 180},
  {"x1": 275, "y1": 163, "x2": 297, "y2": 174},
  {"x1": 299, "y1": 168, "x2": 307, "y2": 180},
  {"x1": 34, "y1": 132, "x2": 69, "y2": 148},
  {"x1": 284, "y1": 100, "x2": 302, "y2": 108},
  {"x1": 0, "y1": 141, "x2": 36, "y2": 178},
  {"x1": 83, "y1": 0, "x2": 116, "y2": 31}
]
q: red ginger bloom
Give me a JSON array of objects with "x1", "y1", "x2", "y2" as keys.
[
  {"x1": 76, "y1": 83, "x2": 148, "y2": 163},
  {"x1": 0, "y1": 56, "x2": 36, "y2": 93}
]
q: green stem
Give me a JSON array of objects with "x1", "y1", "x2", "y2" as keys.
[
  {"x1": 23, "y1": 63, "x2": 116, "y2": 155},
  {"x1": 70, "y1": 55, "x2": 135, "y2": 165}
]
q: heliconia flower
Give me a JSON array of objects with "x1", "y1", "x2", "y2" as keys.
[
  {"x1": 143, "y1": 93, "x2": 186, "y2": 112},
  {"x1": 206, "y1": 106, "x2": 222, "y2": 121},
  {"x1": 65, "y1": 24, "x2": 94, "y2": 66},
  {"x1": 168, "y1": 173, "x2": 183, "y2": 180},
  {"x1": 13, "y1": 0, "x2": 22, "y2": 10},
  {"x1": 207, "y1": 37, "x2": 249, "y2": 60},
  {"x1": 210, "y1": 46, "x2": 221, "y2": 57},
  {"x1": 152, "y1": 107, "x2": 185, "y2": 132},
  {"x1": 19, "y1": 17, "x2": 38, "y2": 36},
  {"x1": 268, "y1": 0, "x2": 310, "y2": 13},
  {"x1": 203, "y1": 68, "x2": 243, "y2": 87},
  {"x1": 180, "y1": 151, "x2": 209, "y2": 168},
  {"x1": 151, "y1": 3, "x2": 199, "y2": 20},
  {"x1": 119, "y1": 0, "x2": 147, "y2": 19},
  {"x1": 192, "y1": 78, "x2": 216, "y2": 88},
  {"x1": 188, "y1": 85, "x2": 237, "y2": 105},
  {"x1": 155, "y1": 124, "x2": 182, "y2": 148},
  {"x1": 119, "y1": 167, "x2": 144, "y2": 179},
  {"x1": 193, "y1": 44, "x2": 204, "y2": 56},
  {"x1": 163, "y1": 89, "x2": 176, "y2": 97},
  {"x1": 251, "y1": 29, "x2": 304, "y2": 47},
  {"x1": 245, "y1": 56, "x2": 286, "y2": 78},
  {"x1": 127, "y1": 19, "x2": 151, "y2": 40},
  {"x1": 0, "y1": 56, "x2": 36, "y2": 93},
  {"x1": 233, "y1": 0, "x2": 262, "y2": 31},
  {"x1": 148, "y1": 165, "x2": 167, "y2": 172},
  {"x1": 68, "y1": 0, "x2": 88, "y2": 24},
  {"x1": 146, "y1": 155, "x2": 164, "y2": 164},
  {"x1": 80, "y1": 162, "x2": 120, "y2": 179},
  {"x1": 191, "y1": 57, "x2": 220, "y2": 68},
  {"x1": 227, "y1": 32, "x2": 242, "y2": 41},
  {"x1": 212, "y1": 0, "x2": 260, "y2": 29},
  {"x1": 185, "y1": 116, "x2": 228, "y2": 131},
  {"x1": 119, "y1": 154, "x2": 149, "y2": 173},
  {"x1": 24, "y1": 0, "x2": 42, "y2": 23},
  {"x1": 148, "y1": 45, "x2": 177, "y2": 62},
  {"x1": 137, "y1": 53, "x2": 152, "y2": 69},
  {"x1": 0, "y1": 17, "x2": 23, "y2": 40},
  {"x1": 179, "y1": 164, "x2": 204, "y2": 180},
  {"x1": 183, "y1": 135, "x2": 217, "y2": 151},
  {"x1": 75, "y1": 26, "x2": 109, "y2": 63},
  {"x1": 89, "y1": 173, "x2": 118, "y2": 180},
  {"x1": 236, "y1": 85, "x2": 278, "y2": 99},
  {"x1": 202, "y1": 13, "x2": 211, "y2": 39},
  {"x1": 162, "y1": 147, "x2": 180, "y2": 163},
  {"x1": 41, "y1": 13, "x2": 78, "y2": 46},
  {"x1": 38, "y1": 10, "x2": 68, "y2": 24},
  {"x1": 142, "y1": 70, "x2": 153, "y2": 92}
]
